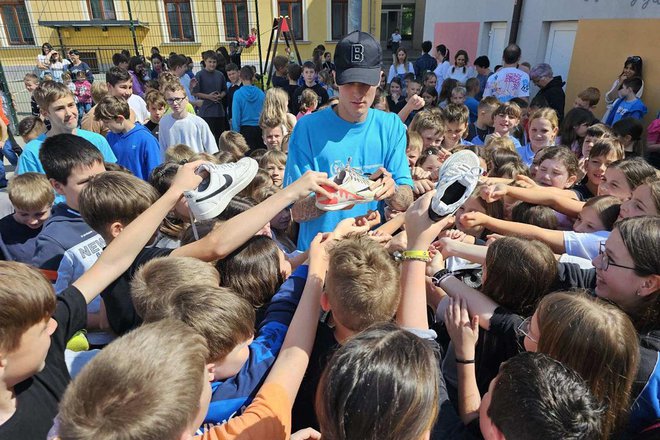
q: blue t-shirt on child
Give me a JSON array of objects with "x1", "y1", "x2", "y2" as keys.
[
  {"x1": 0, "y1": 214, "x2": 42, "y2": 263},
  {"x1": 16, "y1": 129, "x2": 117, "y2": 204},
  {"x1": 284, "y1": 107, "x2": 413, "y2": 250},
  {"x1": 106, "y1": 123, "x2": 162, "y2": 180}
]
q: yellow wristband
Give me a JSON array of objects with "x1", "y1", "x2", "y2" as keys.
[{"x1": 400, "y1": 250, "x2": 431, "y2": 262}]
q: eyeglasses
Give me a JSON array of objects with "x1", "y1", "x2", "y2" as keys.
[
  {"x1": 166, "y1": 96, "x2": 186, "y2": 105},
  {"x1": 594, "y1": 242, "x2": 636, "y2": 271},
  {"x1": 516, "y1": 317, "x2": 537, "y2": 343}
]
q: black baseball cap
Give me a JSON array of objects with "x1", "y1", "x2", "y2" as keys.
[{"x1": 334, "y1": 31, "x2": 382, "y2": 86}]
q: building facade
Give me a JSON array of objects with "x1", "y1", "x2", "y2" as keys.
[{"x1": 423, "y1": 0, "x2": 660, "y2": 122}]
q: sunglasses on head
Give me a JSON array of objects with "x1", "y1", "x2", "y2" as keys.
[{"x1": 626, "y1": 56, "x2": 641, "y2": 63}]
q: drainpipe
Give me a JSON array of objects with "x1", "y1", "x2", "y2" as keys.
[
  {"x1": 348, "y1": 0, "x2": 362, "y2": 32},
  {"x1": 368, "y1": 0, "x2": 372, "y2": 35},
  {"x1": 508, "y1": 0, "x2": 524, "y2": 44}
]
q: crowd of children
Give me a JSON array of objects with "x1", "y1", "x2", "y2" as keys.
[{"x1": 0, "y1": 29, "x2": 658, "y2": 440}]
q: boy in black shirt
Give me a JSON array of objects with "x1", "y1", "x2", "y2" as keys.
[
  {"x1": 225, "y1": 63, "x2": 241, "y2": 128},
  {"x1": 286, "y1": 63, "x2": 302, "y2": 114},
  {"x1": 144, "y1": 89, "x2": 167, "y2": 138},
  {"x1": 0, "y1": 173, "x2": 53, "y2": 263},
  {"x1": 291, "y1": 61, "x2": 328, "y2": 114}
]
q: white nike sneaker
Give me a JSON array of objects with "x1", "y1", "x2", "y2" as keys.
[
  {"x1": 428, "y1": 150, "x2": 482, "y2": 221},
  {"x1": 315, "y1": 165, "x2": 382, "y2": 211},
  {"x1": 185, "y1": 157, "x2": 259, "y2": 220}
]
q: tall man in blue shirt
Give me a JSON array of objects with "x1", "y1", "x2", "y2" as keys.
[{"x1": 284, "y1": 31, "x2": 413, "y2": 250}]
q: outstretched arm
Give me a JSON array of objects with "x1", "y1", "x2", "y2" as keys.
[
  {"x1": 73, "y1": 161, "x2": 204, "y2": 304},
  {"x1": 460, "y1": 211, "x2": 565, "y2": 254}
]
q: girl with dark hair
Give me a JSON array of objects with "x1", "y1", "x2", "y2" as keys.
[
  {"x1": 558, "y1": 107, "x2": 598, "y2": 154},
  {"x1": 605, "y1": 55, "x2": 644, "y2": 110},
  {"x1": 447, "y1": 50, "x2": 476, "y2": 85},
  {"x1": 128, "y1": 56, "x2": 147, "y2": 97},
  {"x1": 149, "y1": 53, "x2": 166, "y2": 80},
  {"x1": 433, "y1": 44, "x2": 451, "y2": 87}
]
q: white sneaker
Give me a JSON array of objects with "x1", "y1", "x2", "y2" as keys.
[
  {"x1": 428, "y1": 150, "x2": 482, "y2": 221},
  {"x1": 315, "y1": 165, "x2": 381, "y2": 211},
  {"x1": 185, "y1": 157, "x2": 259, "y2": 220}
]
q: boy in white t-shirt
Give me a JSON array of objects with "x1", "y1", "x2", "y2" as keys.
[{"x1": 158, "y1": 82, "x2": 218, "y2": 157}]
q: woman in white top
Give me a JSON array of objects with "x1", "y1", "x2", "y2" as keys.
[
  {"x1": 387, "y1": 48, "x2": 415, "y2": 84},
  {"x1": 48, "y1": 51, "x2": 69, "y2": 82},
  {"x1": 602, "y1": 56, "x2": 644, "y2": 122},
  {"x1": 447, "y1": 50, "x2": 476, "y2": 86},
  {"x1": 36, "y1": 42, "x2": 53, "y2": 78},
  {"x1": 433, "y1": 44, "x2": 451, "y2": 92}
]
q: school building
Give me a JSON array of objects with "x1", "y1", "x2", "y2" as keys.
[
  {"x1": 0, "y1": 0, "x2": 382, "y2": 119},
  {"x1": 423, "y1": 0, "x2": 660, "y2": 123}
]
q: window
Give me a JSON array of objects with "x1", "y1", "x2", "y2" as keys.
[
  {"x1": 331, "y1": 0, "x2": 348, "y2": 40},
  {"x1": 164, "y1": 0, "x2": 194, "y2": 41},
  {"x1": 0, "y1": 1, "x2": 34, "y2": 45},
  {"x1": 278, "y1": 0, "x2": 302, "y2": 40},
  {"x1": 87, "y1": 0, "x2": 116, "y2": 20},
  {"x1": 222, "y1": 0, "x2": 249, "y2": 40}
]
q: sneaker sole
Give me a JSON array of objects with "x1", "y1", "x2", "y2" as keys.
[{"x1": 428, "y1": 150, "x2": 481, "y2": 221}]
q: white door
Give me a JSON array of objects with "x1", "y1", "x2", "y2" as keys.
[
  {"x1": 545, "y1": 21, "x2": 577, "y2": 85},
  {"x1": 487, "y1": 22, "x2": 507, "y2": 65}
]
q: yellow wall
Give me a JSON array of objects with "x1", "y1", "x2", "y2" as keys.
[{"x1": 567, "y1": 19, "x2": 660, "y2": 125}]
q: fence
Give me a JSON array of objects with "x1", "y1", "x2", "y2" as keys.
[{"x1": 0, "y1": 0, "x2": 266, "y2": 126}]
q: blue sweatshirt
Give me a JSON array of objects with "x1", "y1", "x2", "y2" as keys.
[
  {"x1": 204, "y1": 264, "x2": 308, "y2": 425},
  {"x1": 606, "y1": 97, "x2": 648, "y2": 125},
  {"x1": 32, "y1": 203, "x2": 103, "y2": 272},
  {"x1": 106, "y1": 123, "x2": 162, "y2": 180},
  {"x1": 231, "y1": 85, "x2": 265, "y2": 131}
]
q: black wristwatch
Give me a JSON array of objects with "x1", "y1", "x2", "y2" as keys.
[{"x1": 432, "y1": 269, "x2": 454, "y2": 286}]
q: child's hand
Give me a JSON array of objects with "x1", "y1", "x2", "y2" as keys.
[
  {"x1": 333, "y1": 217, "x2": 370, "y2": 239},
  {"x1": 485, "y1": 233, "x2": 504, "y2": 246},
  {"x1": 413, "y1": 179, "x2": 435, "y2": 195},
  {"x1": 288, "y1": 170, "x2": 338, "y2": 201},
  {"x1": 404, "y1": 191, "x2": 454, "y2": 249},
  {"x1": 308, "y1": 232, "x2": 333, "y2": 274},
  {"x1": 406, "y1": 94, "x2": 425, "y2": 111},
  {"x1": 514, "y1": 174, "x2": 537, "y2": 188},
  {"x1": 480, "y1": 184, "x2": 507, "y2": 202},
  {"x1": 438, "y1": 228, "x2": 467, "y2": 242},
  {"x1": 412, "y1": 167, "x2": 431, "y2": 180},
  {"x1": 170, "y1": 160, "x2": 206, "y2": 193},
  {"x1": 370, "y1": 167, "x2": 396, "y2": 200},
  {"x1": 458, "y1": 211, "x2": 487, "y2": 229},
  {"x1": 426, "y1": 249, "x2": 445, "y2": 277},
  {"x1": 444, "y1": 298, "x2": 479, "y2": 360},
  {"x1": 355, "y1": 209, "x2": 381, "y2": 228},
  {"x1": 367, "y1": 229, "x2": 392, "y2": 246},
  {"x1": 432, "y1": 237, "x2": 458, "y2": 259},
  {"x1": 291, "y1": 428, "x2": 322, "y2": 440}
]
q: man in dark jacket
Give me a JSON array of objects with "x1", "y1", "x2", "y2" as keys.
[{"x1": 530, "y1": 63, "x2": 566, "y2": 122}]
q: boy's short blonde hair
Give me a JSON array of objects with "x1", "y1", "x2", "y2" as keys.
[
  {"x1": 139, "y1": 281, "x2": 255, "y2": 362},
  {"x1": 145, "y1": 89, "x2": 167, "y2": 108},
  {"x1": 0, "y1": 262, "x2": 56, "y2": 353},
  {"x1": 409, "y1": 109, "x2": 445, "y2": 136},
  {"x1": 478, "y1": 96, "x2": 500, "y2": 111},
  {"x1": 58, "y1": 319, "x2": 208, "y2": 440},
  {"x1": 165, "y1": 144, "x2": 195, "y2": 163},
  {"x1": 406, "y1": 131, "x2": 423, "y2": 154},
  {"x1": 90, "y1": 81, "x2": 108, "y2": 104},
  {"x1": 259, "y1": 149, "x2": 287, "y2": 168},
  {"x1": 8, "y1": 172, "x2": 54, "y2": 211},
  {"x1": 78, "y1": 172, "x2": 160, "y2": 239},
  {"x1": 33, "y1": 80, "x2": 74, "y2": 109},
  {"x1": 484, "y1": 135, "x2": 516, "y2": 152},
  {"x1": 23, "y1": 73, "x2": 38, "y2": 83},
  {"x1": 578, "y1": 87, "x2": 601, "y2": 107},
  {"x1": 190, "y1": 152, "x2": 221, "y2": 164},
  {"x1": 325, "y1": 236, "x2": 400, "y2": 332},
  {"x1": 219, "y1": 131, "x2": 250, "y2": 161},
  {"x1": 94, "y1": 96, "x2": 130, "y2": 121},
  {"x1": 131, "y1": 256, "x2": 220, "y2": 322}
]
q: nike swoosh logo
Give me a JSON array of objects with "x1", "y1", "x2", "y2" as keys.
[{"x1": 196, "y1": 174, "x2": 233, "y2": 202}]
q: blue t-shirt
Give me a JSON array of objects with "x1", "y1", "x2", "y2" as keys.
[
  {"x1": 465, "y1": 96, "x2": 479, "y2": 123},
  {"x1": 16, "y1": 130, "x2": 117, "y2": 204},
  {"x1": 106, "y1": 123, "x2": 161, "y2": 180},
  {"x1": 284, "y1": 107, "x2": 413, "y2": 250},
  {"x1": 516, "y1": 143, "x2": 535, "y2": 167}
]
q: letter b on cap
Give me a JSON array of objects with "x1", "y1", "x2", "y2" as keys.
[{"x1": 351, "y1": 44, "x2": 364, "y2": 63}]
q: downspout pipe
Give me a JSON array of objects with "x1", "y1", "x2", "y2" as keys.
[{"x1": 509, "y1": 0, "x2": 524, "y2": 44}]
